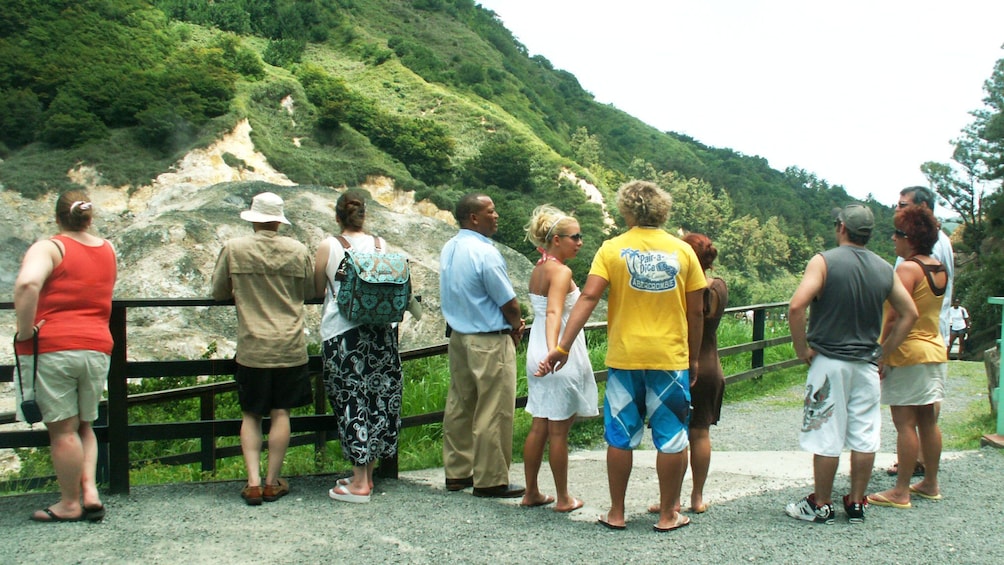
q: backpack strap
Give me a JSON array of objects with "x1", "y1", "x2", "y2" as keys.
[
  {"x1": 373, "y1": 235, "x2": 382, "y2": 252},
  {"x1": 335, "y1": 235, "x2": 352, "y2": 250}
]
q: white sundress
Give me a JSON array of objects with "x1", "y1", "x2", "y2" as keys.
[{"x1": 525, "y1": 288, "x2": 599, "y2": 420}]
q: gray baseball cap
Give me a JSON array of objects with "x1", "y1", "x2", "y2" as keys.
[{"x1": 834, "y1": 203, "x2": 874, "y2": 236}]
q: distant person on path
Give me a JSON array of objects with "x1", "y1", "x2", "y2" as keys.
[
  {"x1": 520, "y1": 205, "x2": 597, "y2": 512},
  {"x1": 212, "y1": 191, "x2": 314, "y2": 506},
  {"x1": 314, "y1": 189, "x2": 403, "y2": 504},
  {"x1": 868, "y1": 205, "x2": 948, "y2": 509},
  {"x1": 538, "y1": 180, "x2": 706, "y2": 533},
  {"x1": 947, "y1": 298, "x2": 970, "y2": 357},
  {"x1": 887, "y1": 186, "x2": 954, "y2": 477},
  {"x1": 14, "y1": 191, "x2": 116, "y2": 522},
  {"x1": 786, "y1": 203, "x2": 917, "y2": 525},
  {"x1": 440, "y1": 193, "x2": 526, "y2": 499}
]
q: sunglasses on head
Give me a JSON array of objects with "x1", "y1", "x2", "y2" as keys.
[{"x1": 558, "y1": 233, "x2": 583, "y2": 242}]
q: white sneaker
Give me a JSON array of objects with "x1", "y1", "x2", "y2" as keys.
[{"x1": 785, "y1": 494, "x2": 835, "y2": 524}]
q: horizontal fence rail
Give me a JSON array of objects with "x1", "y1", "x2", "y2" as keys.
[{"x1": 0, "y1": 299, "x2": 795, "y2": 494}]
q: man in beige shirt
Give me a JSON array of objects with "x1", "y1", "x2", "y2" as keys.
[{"x1": 212, "y1": 191, "x2": 314, "y2": 506}]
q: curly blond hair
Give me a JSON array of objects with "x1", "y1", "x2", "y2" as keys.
[
  {"x1": 524, "y1": 204, "x2": 575, "y2": 248},
  {"x1": 616, "y1": 180, "x2": 672, "y2": 227}
]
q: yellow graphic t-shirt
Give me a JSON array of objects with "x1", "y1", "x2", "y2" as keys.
[{"x1": 589, "y1": 227, "x2": 707, "y2": 370}]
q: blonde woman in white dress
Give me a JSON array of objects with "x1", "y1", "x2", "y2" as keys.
[{"x1": 520, "y1": 205, "x2": 598, "y2": 512}]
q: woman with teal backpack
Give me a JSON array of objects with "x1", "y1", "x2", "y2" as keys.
[{"x1": 314, "y1": 188, "x2": 403, "y2": 504}]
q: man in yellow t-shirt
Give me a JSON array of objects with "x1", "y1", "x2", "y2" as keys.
[{"x1": 537, "y1": 180, "x2": 706, "y2": 533}]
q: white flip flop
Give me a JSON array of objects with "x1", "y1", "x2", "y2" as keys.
[{"x1": 328, "y1": 485, "x2": 370, "y2": 504}]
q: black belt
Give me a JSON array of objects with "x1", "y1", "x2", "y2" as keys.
[{"x1": 475, "y1": 329, "x2": 511, "y2": 335}]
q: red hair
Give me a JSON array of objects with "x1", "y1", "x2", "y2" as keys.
[{"x1": 683, "y1": 232, "x2": 717, "y2": 271}]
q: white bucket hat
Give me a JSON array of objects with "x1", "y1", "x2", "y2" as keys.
[{"x1": 240, "y1": 192, "x2": 290, "y2": 225}]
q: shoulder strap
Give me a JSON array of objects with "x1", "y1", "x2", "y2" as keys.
[
  {"x1": 373, "y1": 235, "x2": 382, "y2": 252},
  {"x1": 49, "y1": 238, "x2": 64, "y2": 259},
  {"x1": 13, "y1": 330, "x2": 38, "y2": 399},
  {"x1": 335, "y1": 235, "x2": 351, "y2": 250},
  {"x1": 909, "y1": 257, "x2": 947, "y2": 297}
]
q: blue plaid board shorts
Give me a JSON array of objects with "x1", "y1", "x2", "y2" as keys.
[{"x1": 603, "y1": 368, "x2": 691, "y2": 453}]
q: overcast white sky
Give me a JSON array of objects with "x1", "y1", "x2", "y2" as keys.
[{"x1": 476, "y1": 0, "x2": 1004, "y2": 209}]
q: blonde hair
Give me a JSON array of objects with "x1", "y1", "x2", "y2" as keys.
[
  {"x1": 616, "y1": 180, "x2": 672, "y2": 227},
  {"x1": 524, "y1": 204, "x2": 574, "y2": 248}
]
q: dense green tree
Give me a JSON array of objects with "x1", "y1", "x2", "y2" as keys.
[
  {"x1": 462, "y1": 135, "x2": 534, "y2": 193},
  {"x1": 39, "y1": 91, "x2": 108, "y2": 147},
  {"x1": 570, "y1": 126, "x2": 602, "y2": 168},
  {"x1": 0, "y1": 88, "x2": 42, "y2": 148}
]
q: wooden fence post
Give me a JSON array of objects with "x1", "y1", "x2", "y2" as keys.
[
  {"x1": 752, "y1": 308, "x2": 766, "y2": 369},
  {"x1": 107, "y1": 304, "x2": 130, "y2": 494}
]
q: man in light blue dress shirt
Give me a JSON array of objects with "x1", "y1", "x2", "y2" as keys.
[{"x1": 440, "y1": 193, "x2": 526, "y2": 498}]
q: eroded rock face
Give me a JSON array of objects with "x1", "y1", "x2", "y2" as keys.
[{"x1": 0, "y1": 120, "x2": 534, "y2": 363}]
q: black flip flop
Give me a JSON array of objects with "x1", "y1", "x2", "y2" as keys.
[
  {"x1": 30, "y1": 507, "x2": 85, "y2": 523},
  {"x1": 597, "y1": 514, "x2": 626, "y2": 530},
  {"x1": 84, "y1": 504, "x2": 106, "y2": 522}
]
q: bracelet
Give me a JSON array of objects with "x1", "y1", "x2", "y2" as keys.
[{"x1": 555, "y1": 344, "x2": 569, "y2": 355}]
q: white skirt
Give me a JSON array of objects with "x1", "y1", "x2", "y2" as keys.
[{"x1": 881, "y1": 363, "x2": 946, "y2": 406}]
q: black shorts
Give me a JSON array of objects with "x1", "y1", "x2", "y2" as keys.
[
  {"x1": 235, "y1": 363, "x2": 313, "y2": 416},
  {"x1": 950, "y1": 329, "x2": 967, "y2": 338}
]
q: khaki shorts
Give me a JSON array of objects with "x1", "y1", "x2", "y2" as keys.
[{"x1": 15, "y1": 350, "x2": 109, "y2": 424}]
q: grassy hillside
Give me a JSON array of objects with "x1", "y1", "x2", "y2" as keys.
[{"x1": 0, "y1": 0, "x2": 898, "y2": 298}]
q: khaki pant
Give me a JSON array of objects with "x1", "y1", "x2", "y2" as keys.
[{"x1": 443, "y1": 333, "x2": 516, "y2": 488}]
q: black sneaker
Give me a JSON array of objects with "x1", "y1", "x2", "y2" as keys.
[
  {"x1": 785, "y1": 493, "x2": 835, "y2": 524},
  {"x1": 843, "y1": 495, "x2": 865, "y2": 524}
]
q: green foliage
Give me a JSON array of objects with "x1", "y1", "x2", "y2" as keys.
[
  {"x1": 461, "y1": 134, "x2": 534, "y2": 192},
  {"x1": 135, "y1": 105, "x2": 194, "y2": 152},
  {"x1": 570, "y1": 126, "x2": 602, "y2": 168},
  {"x1": 39, "y1": 92, "x2": 109, "y2": 148},
  {"x1": 154, "y1": 0, "x2": 345, "y2": 41},
  {"x1": 263, "y1": 38, "x2": 306, "y2": 68},
  {"x1": 0, "y1": 0, "x2": 239, "y2": 154},
  {"x1": 0, "y1": 88, "x2": 42, "y2": 148},
  {"x1": 294, "y1": 64, "x2": 454, "y2": 184},
  {"x1": 211, "y1": 33, "x2": 266, "y2": 80}
]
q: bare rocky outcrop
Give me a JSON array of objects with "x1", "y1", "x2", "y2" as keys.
[{"x1": 0, "y1": 119, "x2": 534, "y2": 365}]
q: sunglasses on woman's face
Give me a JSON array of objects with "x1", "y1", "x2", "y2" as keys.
[{"x1": 559, "y1": 233, "x2": 583, "y2": 242}]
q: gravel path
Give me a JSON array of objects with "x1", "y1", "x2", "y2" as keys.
[{"x1": 2, "y1": 361, "x2": 1002, "y2": 564}]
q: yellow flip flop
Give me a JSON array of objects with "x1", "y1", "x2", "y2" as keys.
[
  {"x1": 909, "y1": 485, "x2": 943, "y2": 500},
  {"x1": 867, "y1": 493, "x2": 911, "y2": 509}
]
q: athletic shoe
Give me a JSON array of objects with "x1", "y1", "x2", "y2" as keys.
[
  {"x1": 785, "y1": 493, "x2": 835, "y2": 524},
  {"x1": 843, "y1": 495, "x2": 865, "y2": 524}
]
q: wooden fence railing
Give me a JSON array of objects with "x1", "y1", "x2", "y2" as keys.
[{"x1": 0, "y1": 299, "x2": 795, "y2": 494}]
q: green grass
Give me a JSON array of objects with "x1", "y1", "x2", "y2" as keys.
[{"x1": 940, "y1": 360, "x2": 998, "y2": 450}]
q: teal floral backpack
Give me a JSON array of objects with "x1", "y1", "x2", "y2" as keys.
[{"x1": 333, "y1": 235, "x2": 411, "y2": 325}]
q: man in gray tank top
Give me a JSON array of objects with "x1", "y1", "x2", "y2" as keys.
[{"x1": 785, "y1": 204, "x2": 918, "y2": 525}]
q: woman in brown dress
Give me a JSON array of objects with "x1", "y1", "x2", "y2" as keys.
[{"x1": 681, "y1": 233, "x2": 727, "y2": 513}]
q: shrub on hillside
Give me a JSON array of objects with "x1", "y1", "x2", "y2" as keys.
[
  {"x1": 461, "y1": 135, "x2": 534, "y2": 193},
  {"x1": 264, "y1": 39, "x2": 306, "y2": 68},
  {"x1": 0, "y1": 88, "x2": 43, "y2": 148},
  {"x1": 135, "y1": 105, "x2": 195, "y2": 152},
  {"x1": 211, "y1": 34, "x2": 266, "y2": 80},
  {"x1": 39, "y1": 92, "x2": 108, "y2": 148}
]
